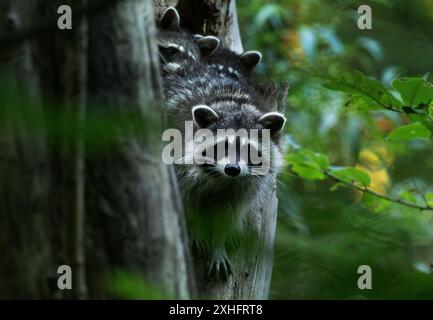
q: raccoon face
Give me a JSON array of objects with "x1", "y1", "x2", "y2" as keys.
[
  {"x1": 186, "y1": 105, "x2": 286, "y2": 180},
  {"x1": 157, "y1": 7, "x2": 219, "y2": 69}
]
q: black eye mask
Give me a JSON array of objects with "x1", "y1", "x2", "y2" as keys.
[{"x1": 159, "y1": 45, "x2": 181, "y2": 62}]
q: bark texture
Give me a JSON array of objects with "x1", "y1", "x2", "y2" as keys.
[
  {"x1": 84, "y1": 0, "x2": 191, "y2": 299},
  {"x1": 0, "y1": 0, "x2": 192, "y2": 299},
  {"x1": 0, "y1": 0, "x2": 51, "y2": 299}
]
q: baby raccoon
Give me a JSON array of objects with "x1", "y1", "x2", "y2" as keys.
[
  {"x1": 157, "y1": 7, "x2": 219, "y2": 71},
  {"x1": 200, "y1": 43, "x2": 262, "y2": 83},
  {"x1": 162, "y1": 62, "x2": 285, "y2": 280}
]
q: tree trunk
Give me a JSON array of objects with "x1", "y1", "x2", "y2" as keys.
[
  {"x1": 0, "y1": 0, "x2": 192, "y2": 299},
  {"x1": 0, "y1": 0, "x2": 51, "y2": 299},
  {"x1": 84, "y1": 0, "x2": 192, "y2": 299}
]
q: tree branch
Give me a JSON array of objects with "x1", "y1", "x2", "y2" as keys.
[{"x1": 324, "y1": 170, "x2": 433, "y2": 211}]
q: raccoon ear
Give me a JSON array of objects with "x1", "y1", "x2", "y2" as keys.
[
  {"x1": 192, "y1": 105, "x2": 219, "y2": 128},
  {"x1": 259, "y1": 112, "x2": 286, "y2": 136},
  {"x1": 160, "y1": 7, "x2": 180, "y2": 30},
  {"x1": 196, "y1": 36, "x2": 220, "y2": 57},
  {"x1": 193, "y1": 34, "x2": 204, "y2": 41},
  {"x1": 240, "y1": 51, "x2": 262, "y2": 69}
]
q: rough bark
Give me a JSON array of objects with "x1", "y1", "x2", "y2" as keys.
[
  {"x1": 0, "y1": 0, "x2": 51, "y2": 299},
  {"x1": 84, "y1": 0, "x2": 192, "y2": 299},
  {"x1": 33, "y1": 0, "x2": 90, "y2": 299},
  {"x1": 0, "y1": 0, "x2": 192, "y2": 299}
]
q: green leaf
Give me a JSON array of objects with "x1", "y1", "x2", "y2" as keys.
[
  {"x1": 331, "y1": 167, "x2": 371, "y2": 187},
  {"x1": 286, "y1": 149, "x2": 329, "y2": 170},
  {"x1": 428, "y1": 104, "x2": 433, "y2": 119},
  {"x1": 286, "y1": 149, "x2": 329, "y2": 181},
  {"x1": 330, "y1": 182, "x2": 344, "y2": 191},
  {"x1": 407, "y1": 112, "x2": 433, "y2": 134},
  {"x1": 362, "y1": 193, "x2": 391, "y2": 213},
  {"x1": 323, "y1": 71, "x2": 403, "y2": 110},
  {"x1": 293, "y1": 166, "x2": 325, "y2": 180},
  {"x1": 300, "y1": 149, "x2": 330, "y2": 169},
  {"x1": 387, "y1": 122, "x2": 431, "y2": 142},
  {"x1": 392, "y1": 78, "x2": 433, "y2": 108},
  {"x1": 399, "y1": 190, "x2": 418, "y2": 203},
  {"x1": 425, "y1": 194, "x2": 433, "y2": 207}
]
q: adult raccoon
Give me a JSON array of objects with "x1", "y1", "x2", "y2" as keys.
[{"x1": 162, "y1": 61, "x2": 285, "y2": 279}]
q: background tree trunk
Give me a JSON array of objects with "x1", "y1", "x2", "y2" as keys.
[
  {"x1": 0, "y1": 0, "x2": 192, "y2": 299},
  {"x1": 0, "y1": 0, "x2": 51, "y2": 299}
]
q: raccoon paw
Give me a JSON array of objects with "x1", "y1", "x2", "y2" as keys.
[{"x1": 207, "y1": 249, "x2": 233, "y2": 281}]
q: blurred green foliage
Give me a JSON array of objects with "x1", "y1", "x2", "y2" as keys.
[
  {"x1": 0, "y1": 73, "x2": 163, "y2": 155},
  {"x1": 238, "y1": 0, "x2": 433, "y2": 299},
  {"x1": 108, "y1": 270, "x2": 169, "y2": 299}
]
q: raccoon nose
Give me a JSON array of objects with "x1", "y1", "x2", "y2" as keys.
[{"x1": 224, "y1": 164, "x2": 241, "y2": 177}]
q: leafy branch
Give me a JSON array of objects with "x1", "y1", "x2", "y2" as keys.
[
  {"x1": 324, "y1": 170, "x2": 433, "y2": 212},
  {"x1": 286, "y1": 148, "x2": 433, "y2": 212},
  {"x1": 323, "y1": 71, "x2": 433, "y2": 124}
]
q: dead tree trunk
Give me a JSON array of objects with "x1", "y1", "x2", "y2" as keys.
[{"x1": 0, "y1": 0, "x2": 192, "y2": 299}]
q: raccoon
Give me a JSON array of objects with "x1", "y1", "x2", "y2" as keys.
[
  {"x1": 200, "y1": 43, "x2": 262, "y2": 83},
  {"x1": 162, "y1": 61, "x2": 285, "y2": 279},
  {"x1": 157, "y1": 7, "x2": 220, "y2": 72}
]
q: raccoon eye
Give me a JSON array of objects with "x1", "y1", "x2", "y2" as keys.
[
  {"x1": 229, "y1": 73, "x2": 240, "y2": 80},
  {"x1": 168, "y1": 48, "x2": 178, "y2": 55},
  {"x1": 159, "y1": 46, "x2": 179, "y2": 56}
]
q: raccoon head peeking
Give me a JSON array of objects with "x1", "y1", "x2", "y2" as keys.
[{"x1": 157, "y1": 7, "x2": 220, "y2": 69}]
